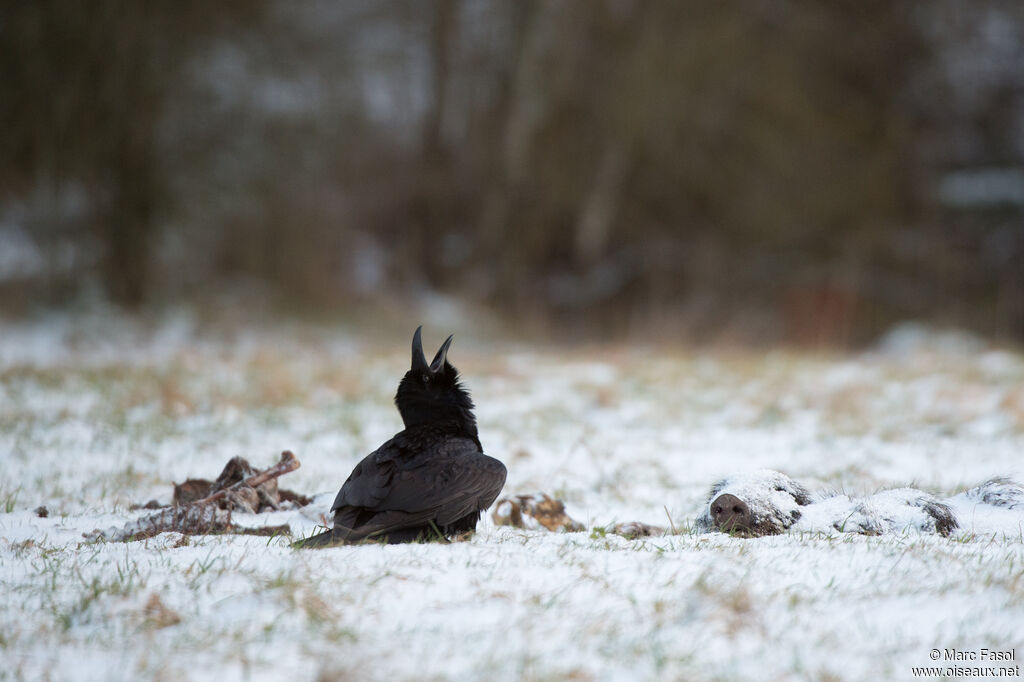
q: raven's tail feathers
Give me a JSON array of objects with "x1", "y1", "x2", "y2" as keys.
[{"x1": 291, "y1": 527, "x2": 347, "y2": 549}]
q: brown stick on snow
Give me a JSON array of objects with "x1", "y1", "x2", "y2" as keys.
[{"x1": 193, "y1": 451, "x2": 300, "y2": 507}]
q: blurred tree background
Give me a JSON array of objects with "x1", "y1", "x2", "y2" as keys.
[{"x1": 1, "y1": 0, "x2": 1022, "y2": 345}]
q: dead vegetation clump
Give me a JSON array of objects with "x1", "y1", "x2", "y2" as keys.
[
  {"x1": 493, "y1": 493, "x2": 668, "y2": 539},
  {"x1": 142, "y1": 593, "x2": 181, "y2": 630},
  {"x1": 492, "y1": 494, "x2": 586, "y2": 532}
]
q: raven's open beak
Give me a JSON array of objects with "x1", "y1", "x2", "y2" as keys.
[
  {"x1": 411, "y1": 326, "x2": 429, "y2": 373},
  {"x1": 429, "y1": 334, "x2": 454, "y2": 372}
]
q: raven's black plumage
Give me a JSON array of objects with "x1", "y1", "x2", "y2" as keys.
[{"x1": 296, "y1": 327, "x2": 506, "y2": 547}]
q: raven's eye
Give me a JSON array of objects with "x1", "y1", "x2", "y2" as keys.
[{"x1": 422, "y1": 373, "x2": 431, "y2": 384}]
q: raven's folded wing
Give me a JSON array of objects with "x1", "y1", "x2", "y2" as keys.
[
  {"x1": 329, "y1": 436, "x2": 507, "y2": 541},
  {"x1": 329, "y1": 451, "x2": 394, "y2": 511}
]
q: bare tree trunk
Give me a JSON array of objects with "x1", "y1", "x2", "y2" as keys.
[
  {"x1": 480, "y1": 0, "x2": 575, "y2": 303},
  {"x1": 422, "y1": 0, "x2": 457, "y2": 164},
  {"x1": 100, "y1": 3, "x2": 162, "y2": 307},
  {"x1": 574, "y1": 143, "x2": 629, "y2": 267},
  {"x1": 104, "y1": 132, "x2": 155, "y2": 306}
]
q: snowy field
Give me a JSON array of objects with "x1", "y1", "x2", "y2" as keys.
[{"x1": 2, "y1": 309, "x2": 1023, "y2": 681}]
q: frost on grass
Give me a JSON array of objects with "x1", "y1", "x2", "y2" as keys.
[{"x1": 1, "y1": 310, "x2": 1024, "y2": 681}]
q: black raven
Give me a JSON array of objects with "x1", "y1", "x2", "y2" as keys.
[{"x1": 295, "y1": 327, "x2": 507, "y2": 547}]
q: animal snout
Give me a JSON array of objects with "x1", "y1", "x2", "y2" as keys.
[{"x1": 710, "y1": 494, "x2": 751, "y2": 532}]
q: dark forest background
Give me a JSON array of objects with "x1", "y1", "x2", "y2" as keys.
[{"x1": 2, "y1": 0, "x2": 1023, "y2": 345}]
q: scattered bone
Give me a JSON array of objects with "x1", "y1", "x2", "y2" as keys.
[
  {"x1": 212, "y1": 456, "x2": 280, "y2": 512},
  {"x1": 85, "y1": 502, "x2": 232, "y2": 542},
  {"x1": 85, "y1": 451, "x2": 303, "y2": 542},
  {"x1": 170, "y1": 451, "x2": 307, "y2": 513},
  {"x1": 172, "y1": 454, "x2": 300, "y2": 513}
]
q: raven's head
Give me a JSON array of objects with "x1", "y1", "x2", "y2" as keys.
[{"x1": 395, "y1": 326, "x2": 477, "y2": 437}]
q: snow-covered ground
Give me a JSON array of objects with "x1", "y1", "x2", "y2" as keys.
[{"x1": 1, "y1": 309, "x2": 1023, "y2": 681}]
